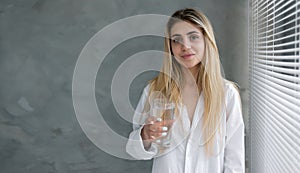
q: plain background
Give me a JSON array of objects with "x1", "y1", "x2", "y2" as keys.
[{"x1": 0, "y1": 0, "x2": 248, "y2": 172}]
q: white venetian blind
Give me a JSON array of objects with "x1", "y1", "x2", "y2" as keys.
[{"x1": 249, "y1": 0, "x2": 300, "y2": 173}]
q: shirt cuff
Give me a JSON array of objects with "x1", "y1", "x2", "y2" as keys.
[{"x1": 126, "y1": 125, "x2": 158, "y2": 160}]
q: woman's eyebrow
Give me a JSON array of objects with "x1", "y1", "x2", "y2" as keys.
[
  {"x1": 171, "y1": 31, "x2": 200, "y2": 38},
  {"x1": 186, "y1": 31, "x2": 200, "y2": 35},
  {"x1": 171, "y1": 34, "x2": 181, "y2": 38}
]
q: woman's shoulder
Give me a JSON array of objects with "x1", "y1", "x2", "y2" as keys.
[
  {"x1": 138, "y1": 83, "x2": 152, "y2": 98},
  {"x1": 223, "y1": 80, "x2": 241, "y2": 101},
  {"x1": 143, "y1": 83, "x2": 151, "y2": 93}
]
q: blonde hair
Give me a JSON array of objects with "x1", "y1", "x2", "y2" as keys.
[{"x1": 148, "y1": 8, "x2": 225, "y2": 155}]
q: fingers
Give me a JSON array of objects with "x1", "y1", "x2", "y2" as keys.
[
  {"x1": 149, "y1": 124, "x2": 168, "y2": 132},
  {"x1": 142, "y1": 116, "x2": 175, "y2": 141},
  {"x1": 145, "y1": 116, "x2": 162, "y2": 125},
  {"x1": 149, "y1": 131, "x2": 168, "y2": 140},
  {"x1": 148, "y1": 124, "x2": 167, "y2": 135},
  {"x1": 150, "y1": 120, "x2": 175, "y2": 131}
]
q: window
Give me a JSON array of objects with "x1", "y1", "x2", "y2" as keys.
[{"x1": 249, "y1": 0, "x2": 300, "y2": 172}]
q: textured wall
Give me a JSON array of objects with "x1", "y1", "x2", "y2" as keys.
[{"x1": 0, "y1": 0, "x2": 248, "y2": 172}]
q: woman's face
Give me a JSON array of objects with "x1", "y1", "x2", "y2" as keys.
[{"x1": 170, "y1": 21, "x2": 205, "y2": 69}]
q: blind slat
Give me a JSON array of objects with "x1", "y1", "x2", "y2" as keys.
[
  {"x1": 254, "y1": 57, "x2": 300, "y2": 68},
  {"x1": 254, "y1": 53, "x2": 299, "y2": 60},
  {"x1": 255, "y1": 47, "x2": 298, "y2": 54},
  {"x1": 257, "y1": 40, "x2": 299, "y2": 49},
  {"x1": 254, "y1": 61, "x2": 300, "y2": 75}
]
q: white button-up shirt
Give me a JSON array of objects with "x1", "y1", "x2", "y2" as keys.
[{"x1": 126, "y1": 82, "x2": 245, "y2": 173}]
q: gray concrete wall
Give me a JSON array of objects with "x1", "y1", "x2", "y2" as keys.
[{"x1": 0, "y1": 0, "x2": 248, "y2": 172}]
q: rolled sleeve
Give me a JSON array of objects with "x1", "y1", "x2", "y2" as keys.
[
  {"x1": 126, "y1": 125, "x2": 158, "y2": 160},
  {"x1": 126, "y1": 85, "x2": 158, "y2": 160}
]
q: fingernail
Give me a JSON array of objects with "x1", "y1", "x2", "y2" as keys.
[
  {"x1": 156, "y1": 118, "x2": 162, "y2": 122},
  {"x1": 162, "y1": 126, "x2": 168, "y2": 131},
  {"x1": 161, "y1": 132, "x2": 167, "y2": 136}
]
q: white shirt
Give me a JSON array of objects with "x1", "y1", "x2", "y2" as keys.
[{"x1": 126, "y1": 81, "x2": 245, "y2": 173}]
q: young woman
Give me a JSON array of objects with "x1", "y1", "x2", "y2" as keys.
[{"x1": 126, "y1": 8, "x2": 245, "y2": 173}]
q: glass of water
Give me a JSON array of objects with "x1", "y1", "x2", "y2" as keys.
[{"x1": 151, "y1": 98, "x2": 175, "y2": 148}]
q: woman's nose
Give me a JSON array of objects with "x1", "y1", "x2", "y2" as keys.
[{"x1": 181, "y1": 40, "x2": 191, "y2": 49}]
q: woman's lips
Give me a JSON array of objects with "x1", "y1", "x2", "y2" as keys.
[{"x1": 181, "y1": 54, "x2": 195, "y2": 59}]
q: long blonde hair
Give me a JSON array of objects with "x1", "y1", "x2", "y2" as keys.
[{"x1": 148, "y1": 8, "x2": 225, "y2": 155}]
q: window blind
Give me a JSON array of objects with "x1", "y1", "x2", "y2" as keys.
[{"x1": 249, "y1": 0, "x2": 300, "y2": 172}]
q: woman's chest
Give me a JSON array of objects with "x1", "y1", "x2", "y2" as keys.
[{"x1": 181, "y1": 86, "x2": 200, "y2": 122}]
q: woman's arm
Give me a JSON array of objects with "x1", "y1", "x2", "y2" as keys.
[
  {"x1": 224, "y1": 84, "x2": 245, "y2": 173},
  {"x1": 126, "y1": 86, "x2": 158, "y2": 160}
]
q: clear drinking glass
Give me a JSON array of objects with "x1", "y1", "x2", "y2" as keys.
[{"x1": 151, "y1": 98, "x2": 175, "y2": 148}]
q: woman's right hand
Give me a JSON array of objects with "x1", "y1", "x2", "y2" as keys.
[{"x1": 141, "y1": 116, "x2": 174, "y2": 149}]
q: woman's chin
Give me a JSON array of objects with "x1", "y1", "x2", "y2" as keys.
[{"x1": 182, "y1": 62, "x2": 199, "y2": 69}]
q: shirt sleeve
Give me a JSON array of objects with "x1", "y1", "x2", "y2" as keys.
[
  {"x1": 224, "y1": 85, "x2": 245, "y2": 173},
  {"x1": 126, "y1": 85, "x2": 159, "y2": 160}
]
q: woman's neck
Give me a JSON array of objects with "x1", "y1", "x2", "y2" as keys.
[{"x1": 182, "y1": 64, "x2": 200, "y2": 86}]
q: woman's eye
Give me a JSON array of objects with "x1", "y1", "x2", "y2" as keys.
[
  {"x1": 190, "y1": 35, "x2": 199, "y2": 41},
  {"x1": 172, "y1": 38, "x2": 182, "y2": 44}
]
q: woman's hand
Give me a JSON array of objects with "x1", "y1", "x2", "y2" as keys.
[{"x1": 141, "y1": 116, "x2": 174, "y2": 150}]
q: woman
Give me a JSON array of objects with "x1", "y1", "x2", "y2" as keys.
[{"x1": 126, "y1": 8, "x2": 245, "y2": 173}]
